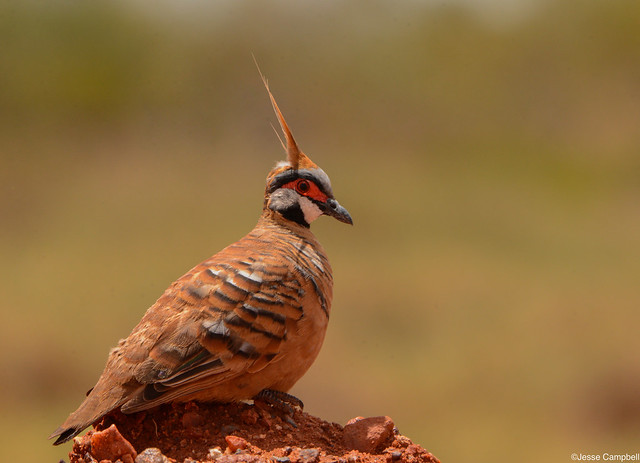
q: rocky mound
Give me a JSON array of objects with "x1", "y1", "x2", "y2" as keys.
[{"x1": 66, "y1": 401, "x2": 440, "y2": 463}]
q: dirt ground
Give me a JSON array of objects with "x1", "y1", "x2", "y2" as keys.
[{"x1": 66, "y1": 401, "x2": 440, "y2": 463}]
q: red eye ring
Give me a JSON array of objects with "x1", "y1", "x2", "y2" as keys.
[
  {"x1": 296, "y1": 179, "x2": 311, "y2": 194},
  {"x1": 281, "y1": 178, "x2": 328, "y2": 202}
]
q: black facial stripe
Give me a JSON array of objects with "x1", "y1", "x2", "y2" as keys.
[
  {"x1": 268, "y1": 169, "x2": 332, "y2": 197},
  {"x1": 280, "y1": 202, "x2": 310, "y2": 228}
]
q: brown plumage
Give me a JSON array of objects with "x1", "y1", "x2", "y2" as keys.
[{"x1": 50, "y1": 75, "x2": 352, "y2": 445}]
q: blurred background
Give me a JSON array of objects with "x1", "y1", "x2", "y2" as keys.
[{"x1": 1, "y1": 1, "x2": 639, "y2": 461}]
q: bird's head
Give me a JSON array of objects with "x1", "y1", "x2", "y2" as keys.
[{"x1": 259, "y1": 72, "x2": 352, "y2": 229}]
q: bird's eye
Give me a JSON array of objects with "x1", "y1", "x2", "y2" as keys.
[{"x1": 296, "y1": 180, "x2": 311, "y2": 194}]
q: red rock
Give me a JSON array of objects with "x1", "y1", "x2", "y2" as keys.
[
  {"x1": 346, "y1": 416, "x2": 365, "y2": 425},
  {"x1": 343, "y1": 416, "x2": 395, "y2": 454},
  {"x1": 90, "y1": 424, "x2": 137, "y2": 462},
  {"x1": 225, "y1": 435, "x2": 248, "y2": 452},
  {"x1": 240, "y1": 407, "x2": 259, "y2": 426}
]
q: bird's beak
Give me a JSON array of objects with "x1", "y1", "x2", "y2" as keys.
[{"x1": 321, "y1": 198, "x2": 353, "y2": 225}]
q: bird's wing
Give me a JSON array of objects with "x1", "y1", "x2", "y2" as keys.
[{"x1": 121, "y1": 257, "x2": 305, "y2": 413}]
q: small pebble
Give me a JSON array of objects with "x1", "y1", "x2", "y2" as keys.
[
  {"x1": 90, "y1": 424, "x2": 137, "y2": 462},
  {"x1": 134, "y1": 448, "x2": 169, "y2": 463},
  {"x1": 225, "y1": 435, "x2": 248, "y2": 453},
  {"x1": 208, "y1": 447, "x2": 223, "y2": 460},
  {"x1": 387, "y1": 451, "x2": 402, "y2": 462},
  {"x1": 241, "y1": 408, "x2": 259, "y2": 426},
  {"x1": 343, "y1": 416, "x2": 395, "y2": 454},
  {"x1": 299, "y1": 448, "x2": 320, "y2": 463}
]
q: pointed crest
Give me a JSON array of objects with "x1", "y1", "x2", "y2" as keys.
[{"x1": 253, "y1": 57, "x2": 317, "y2": 171}]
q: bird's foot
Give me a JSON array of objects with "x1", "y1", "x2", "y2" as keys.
[{"x1": 253, "y1": 389, "x2": 304, "y2": 427}]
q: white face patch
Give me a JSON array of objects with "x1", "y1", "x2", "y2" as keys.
[{"x1": 299, "y1": 196, "x2": 323, "y2": 224}]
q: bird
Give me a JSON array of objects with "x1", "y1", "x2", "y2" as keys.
[{"x1": 49, "y1": 73, "x2": 352, "y2": 446}]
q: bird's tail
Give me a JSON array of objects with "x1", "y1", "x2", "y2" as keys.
[{"x1": 49, "y1": 380, "x2": 131, "y2": 445}]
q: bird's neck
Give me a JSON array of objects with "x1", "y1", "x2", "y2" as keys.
[
  {"x1": 258, "y1": 208, "x2": 315, "y2": 238},
  {"x1": 254, "y1": 209, "x2": 329, "y2": 265}
]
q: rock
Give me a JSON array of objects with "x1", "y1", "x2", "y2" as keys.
[
  {"x1": 343, "y1": 416, "x2": 395, "y2": 454},
  {"x1": 297, "y1": 448, "x2": 320, "y2": 463},
  {"x1": 225, "y1": 435, "x2": 248, "y2": 452},
  {"x1": 135, "y1": 447, "x2": 170, "y2": 463},
  {"x1": 90, "y1": 424, "x2": 137, "y2": 462},
  {"x1": 386, "y1": 450, "x2": 402, "y2": 461},
  {"x1": 347, "y1": 416, "x2": 365, "y2": 424},
  {"x1": 209, "y1": 447, "x2": 224, "y2": 459},
  {"x1": 240, "y1": 408, "x2": 259, "y2": 426}
]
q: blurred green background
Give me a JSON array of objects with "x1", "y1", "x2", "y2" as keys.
[{"x1": 1, "y1": 1, "x2": 639, "y2": 462}]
